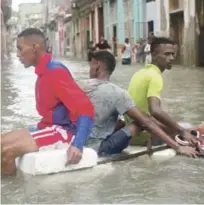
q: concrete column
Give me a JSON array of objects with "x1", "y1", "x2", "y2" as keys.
[
  {"x1": 103, "y1": 0, "x2": 107, "y2": 39},
  {"x1": 117, "y1": 0, "x2": 124, "y2": 44},
  {"x1": 72, "y1": 20, "x2": 76, "y2": 57},
  {"x1": 159, "y1": 0, "x2": 170, "y2": 37},
  {"x1": 155, "y1": 0, "x2": 161, "y2": 35},
  {"x1": 1, "y1": 9, "x2": 8, "y2": 60},
  {"x1": 107, "y1": 0, "x2": 111, "y2": 41},
  {"x1": 89, "y1": 13, "x2": 92, "y2": 40},
  {"x1": 132, "y1": 0, "x2": 147, "y2": 40},
  {"x1": 94, "y1": 4, "x2": 99, "y2": 43}
]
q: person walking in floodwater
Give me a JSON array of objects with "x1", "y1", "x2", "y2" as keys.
[
  {"x1": 121, "y1": 38, "x2": 132, "y2": 65},
  {"x1": 87, "y1": 41, "x2": 96, "y2": 61},
  {"x1": 96, "y1": 36, "x2": 111, "y2": 51},
  {"x1": 133, "y1": 39, "x2": 142, "y2": 63},
  {"x1": 144, "y1": 37, "x2": 152, "y2": 64}
]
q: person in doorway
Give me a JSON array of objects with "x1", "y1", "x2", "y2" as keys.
[
  {"x1": 1, "y1": 28, "x2": 94, "y2": 176},
  {"x1": 140, "y1": 39, "x2": 146, "y2": 63},
  {"x1": 78, "y1": 50, "x2": 197, "y2": 157},
  {"x1": 45, "y1": 37, "x2": 52, "y2": 53},
  {"x1": 121, "y1": 38, "x2": 132, "y2": 65},
  {"x1": 87, "y1": 41, "x2": 96, "y2": 61},
  {"x1": 144, "y1": 37, "x2": 152, "y2": 64},
  {"x1": 96, "y1": 36, "x2": 111, "y2": 51},
  {"x1": 133, "y1": 39, "x2": 142, "y2": 63},
  {"x1": 126, "y1": 37, "x2": 198, "y2": 148}
]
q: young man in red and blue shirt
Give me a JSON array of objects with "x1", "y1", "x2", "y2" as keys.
[{"x1": 1, "y1": 28, "x2": 94, "y2": 175}]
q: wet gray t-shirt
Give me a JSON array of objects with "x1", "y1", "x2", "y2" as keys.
[{"x1": 78, "y1": 79, "x2": 135, "y2": 147}]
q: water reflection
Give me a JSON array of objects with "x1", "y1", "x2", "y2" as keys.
[{"x1": 1, "y1": 55, "x2": 204, "y2": 203}]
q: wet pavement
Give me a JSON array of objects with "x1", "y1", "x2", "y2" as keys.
[{"x1": 1, "y1": 54, "x2": 204, "y2": 204}]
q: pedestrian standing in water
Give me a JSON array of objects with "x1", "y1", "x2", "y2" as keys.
[
  {"x1": 96, "y1": 36, "x2": 111, "y2": 51},
  {"x1": 144, "y1": 37, "x2": 152, "y2": 64},
  {"x1": 133, "y1": 38, "x2": 144, "y2": 63},
  {"x1": 133, "y1": 40, "x2": 141, "y2": 63},
  {"x1": 140, "y1": 39, "x2": 146, "y2": 64},
  {"x1": 121, "y1": 38, "x2": 132, "y2": 65},
  {"x1": 87, "y1": 41, "x2": 96, "y2": 61}
]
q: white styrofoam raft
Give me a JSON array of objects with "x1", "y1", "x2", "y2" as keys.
[
  {"x1": 15, "y1": 147, "x2": 98, "y2": 175},
  {"x1": 16, "y1": 122, "x2": 192, "y2": 175}
]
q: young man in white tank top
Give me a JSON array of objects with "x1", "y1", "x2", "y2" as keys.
[{"x1": 121, "y1": 38, "x2": 132, "y2": 65}]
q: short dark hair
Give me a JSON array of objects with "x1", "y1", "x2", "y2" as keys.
[
  {"x1": 90, "y1": 51, "x2": 116, "y2": 74},
  {"x1": 125, "y1": 38, "x2": 129, "y2": 43},
  {"x1": 151, "y1": 37, "x2": 175, "y2": 53},
  {"x1": 18, "y1": 28, "x2": 45, "y2": 41}
]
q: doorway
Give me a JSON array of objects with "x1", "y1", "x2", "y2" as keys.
[
  {"x1": 196, "y1": 0, "x2": 204, "y2": 66},
  {"x1": 148, "y1": 20, "x2": 154, "y2": 35},
  {"x1": 98, "y1": 6, "x2": 104, "y2": 38},
  {"x1": 198, "y1": 26, "x2": 204, "y2": 66}
]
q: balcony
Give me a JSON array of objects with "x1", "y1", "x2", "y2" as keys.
[{"x1": 169, "y1": 0, "x2": 184, "y2": 13}]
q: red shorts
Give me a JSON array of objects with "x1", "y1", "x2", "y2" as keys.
[{"x1": 29, "y1": 125, "x2": 75, "y2": 151}]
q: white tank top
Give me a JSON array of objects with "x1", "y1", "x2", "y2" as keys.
[{"x1": 122, "y1": 43, "x2": 131, "y2": 59}]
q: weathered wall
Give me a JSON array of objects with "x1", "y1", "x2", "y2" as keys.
[
  {"x1": 1, "y1": 9, "x2": 7, "y2": 60},
  {"x1": 146, "y1": 0, "x2": 161, "y2": 36},
  {"x1": 183, "y1": 0, "x2": 196, "y2": 66},
  {"x1": 159, "y1": 0, "x2": 170, "y2": 37}
]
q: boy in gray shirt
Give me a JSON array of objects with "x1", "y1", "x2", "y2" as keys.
[{"x1": 79, "y1": 79, "x2": 135, "y2": 152}]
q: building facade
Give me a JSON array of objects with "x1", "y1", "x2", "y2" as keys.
[
  {"x1": 71, "y1": 0, "x2": 104, "y2": 58},
  {"x1": 41, "y1": 0, "x2": 72, "y2": 57},
  {"x1": 103, "y1": 0, "x2": 146, "y2": 56},
  {"x1": 69, "y1": 0, "x2": 203, "y2": 66},
  {"x1": 71, "y1": 0, "x2": 147, "y2": 58}
]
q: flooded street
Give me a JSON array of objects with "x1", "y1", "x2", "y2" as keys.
[{"x1": 1, "y1": 54, "x2": 204, "y2": 204}]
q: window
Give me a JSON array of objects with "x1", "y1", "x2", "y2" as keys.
[
  {"x1": 110, "y1": 0, "x2": 117, "y2": 23},
  {"x1": 169, "y1": 0, "x2": 183, "y2": 10},
  {"x1": 146, "y1": 0, "x2": 155, "y2": 2}
]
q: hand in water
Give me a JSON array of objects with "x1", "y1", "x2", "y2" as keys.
[
  {"x1": 65, "y1": 146, "x2": 82, "y2": 165},
  {"x1": 176, "y1": 146, "x2": 198, "y2": 158},
  {"x1": 182, "y1": 130, "x2": 198, "y2": 146}
]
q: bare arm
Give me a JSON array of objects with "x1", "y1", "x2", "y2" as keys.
[
  {"x1": 126, "y1": 107, "x2": 180, "y2": 150},
  {"x1": 121, "y1": 45, "x2": 126, "y2": 53},
  {"x1": 148, "y1": 97, "x2": 185, "y2": 135},
  {"x1": 126, "y1": 107, "x2": 198, "y2": 157}
]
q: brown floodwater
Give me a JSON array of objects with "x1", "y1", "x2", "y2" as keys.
[{"x1": 1, "y1": 54, "x2": 204, "y2": 204}]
